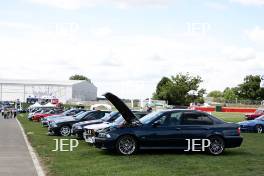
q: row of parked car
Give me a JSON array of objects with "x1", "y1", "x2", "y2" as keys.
[
  {"x1": 26, "y1": 92, "x2": 244, "y2": 156},
  {"x1": 240, "y1": 108, "x2": 264, "y2": 133}
]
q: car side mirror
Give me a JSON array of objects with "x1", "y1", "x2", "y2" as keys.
[{"x1": 152, "y1": 120, "x2": 161, "y2": 127}]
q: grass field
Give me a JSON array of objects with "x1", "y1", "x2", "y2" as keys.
[{"x1": 18, "y1": 113, "x2": 264, "y2": 176}]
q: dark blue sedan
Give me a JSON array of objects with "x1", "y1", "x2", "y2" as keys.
[
  {"x1": 94, "y1": 93, "x2": 243, "y2": 156},
  {"x1": 238, "y1": 115, "x2": 264, "y2": 133}
]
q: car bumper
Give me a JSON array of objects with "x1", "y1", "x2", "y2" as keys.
[
  {"x1": 85, "y1": 136, "x2": 95, "y2": 143},
  {"x1": 224, "y1": 136, "x2": 243, "y2": 148},
  {"x1": 83, "y1": 132, "x2": 96, "y2": 143},
  {"x1": 240, "y1": 126, "x2": 255, "y2": 132},
  {"x1": 245, "y1": 116, "x2": 259, "y2": 120},
  {"x1": 48, "y1": 126, "x2": 60, "y2": 135},
  {"x1": 94, "y1": 137, "x2": 115, "y2": 150},
  {"x1": 41, "y1": 121, "x2": 48, "y2": 127},
  {"x1": 71, "y1": 129, "x2": 84, "y2": 138}
]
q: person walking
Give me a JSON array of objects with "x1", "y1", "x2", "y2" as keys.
[
  {"x1": 3, "y1": 108, "x2": 7, "y2": 119},
  {"x1": 7, "y1": 109, "x2": 10, "y2": 119},
  {"x1": 10, "y1": 109, "x2": 14, "y2": 118},
  {"x1": 147, "y1": 106, "x2": 153, "y2": 113},
  {"x1": 13, "y1": 109, "x2": 17, "y2": 118}
]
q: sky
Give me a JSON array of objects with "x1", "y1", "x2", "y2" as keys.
[{"x1": 0, "y1": 0, "x2": 264, "y2": 99}]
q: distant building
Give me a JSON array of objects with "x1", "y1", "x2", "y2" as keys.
[{"x1": 0, "y1": 79, "x2": 97, "y2": 103}]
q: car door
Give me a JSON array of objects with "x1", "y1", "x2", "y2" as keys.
[
  {"x1": 179, "y1": 112, "x2": 214, "y2": 150},
  {"x1": 140, "y1": 111, "x2": 183, "y2": 149}
]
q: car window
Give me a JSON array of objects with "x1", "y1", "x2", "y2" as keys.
[
  {"x1": 101, "y1": 112, "x2": 117, "y2": 121},
  {"x1": 256, "y1": 115, "x2": 264, "y2": 120},
  {"x1": 134, "y1": 113, "x2": 147, "y2": 119},
  {"x1": 157, "y1": 112, "x2": 182, "y2": 126},
  {"x1": 113, "y1": 115, "x2": 124, "y2": 125},
  {"x1": 139, "y1": 111, "x2": 164, "y2": 124},
  {"x1": 181, "y1": 112, "x2": 213, "y2": 125},
  {"x1": 74, "y1": 111, "x2": 89, "y2": 120},
  {"x1": 100, "y1": 112, "x2": 109, "y2": 118},
  {"x1": 83, "y1": 112, "x2": 97, "y2": 120},
  {"x1": 83, "y1": 111, "x2": 106, "y2": 120}
]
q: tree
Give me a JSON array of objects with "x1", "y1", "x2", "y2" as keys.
[
  {"x1": 69, "y1": 75, "x2": 91, "y2": 82},
  {"x1": 153, "y1": 77, "x2": 172, "y2": 100},
  {"x1": 236, "y1": 75, "x2": 264, "y2": 100},
  {"x1": 207, "y1": 90, "x2": 223, "y2": 98},
  {"x1": 153, "y1": 73, "x2": 205, "y2": 105},
  {"x1": 223, "y1": 87, "x2": 238, "y2": 100},
  {"x1": 207, "y1": 90, "x2": 223, "y2": 102}
]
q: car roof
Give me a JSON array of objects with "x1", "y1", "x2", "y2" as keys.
[{"x1": 159, "y1": 109, "x2": 201, "y2": 113}]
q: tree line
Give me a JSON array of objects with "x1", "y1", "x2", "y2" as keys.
[
  {"x1": 153, "y1": 74, "x2": 264, "y2": 106},
  {"x1": 69, "y1": 74, "x2": 264, "y2": 106},
  {"x1": 207, "y1": 75, "x2": 264, "y2": 102}
]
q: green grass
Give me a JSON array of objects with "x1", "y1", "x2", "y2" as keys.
[
  {"x1": 212, "y1": 112, "x2": 245, "y2": 123},
  {"x1": 18, "y1": 113, "x2": 264, "y2": 176}
]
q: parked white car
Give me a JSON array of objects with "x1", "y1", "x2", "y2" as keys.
[
  {"x1": 83, "y1": 111, "x2": 148, "y2": 143},
  {"x1": 83, "y1": 116, "x2": 123, "y2": 143}
]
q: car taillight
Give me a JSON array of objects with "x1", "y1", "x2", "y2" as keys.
[{"x1": 237, "y1": 127, "x2": 241, "y2": 135}]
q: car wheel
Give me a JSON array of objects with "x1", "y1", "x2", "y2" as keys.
[
  {"x1": 116, "y1": 135, "x2": 137, "y2": 155},
  {"x1": 255, "y1": 125, "x2": 263, "y2": 133},
  {"x1": 60, "y1": 126, "x2": 71, "y2": 136},
  {"x1": 207, "y1": 136, "x2": 225, "y2": 155}
]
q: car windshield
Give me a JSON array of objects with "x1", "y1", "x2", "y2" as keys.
[
  {"x1": 47, "y1": 110, "x2": 53, "y2": 114},
  {"x1": 112, "y1": 115, "x2": 124, "y2": 125},
  {"x1": 74, "y1": 111, "x2": 89, "y2": 120},
  {"x1": 139, "y1": 111, "x2": 163, "y2": 124},
  {"x1": 256, "y1": 115, "x2": 264, "y2": 120},
  {"x1": 101, "y1": 112, "x2": 118, "y2": 121},
  {"x1": 40, "y1": 110, "x2": 46, "y2": 113},
  {"x1": 42, "y1": 109, "x2": 51, "y2": 113},
  {"x1": 62, "y1": 109, "x2": 72, "y2": 115},
  {"x1": 73, "y1": 111, "x2": 85, "y2": 117}
]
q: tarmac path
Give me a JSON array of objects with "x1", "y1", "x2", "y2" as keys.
[{"x1": 0, "y1": 116, "x2": 37, "y2": 176}]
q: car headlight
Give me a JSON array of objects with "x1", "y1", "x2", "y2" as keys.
[
  {"x1": 98, "y1": 133, "x2": 111, "y2": 138},
  {"x1": 50, "y1": 122, "x2": 57, "y2": 127}
]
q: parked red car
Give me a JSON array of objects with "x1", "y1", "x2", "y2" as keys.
[
  {"x1": 245, "y1": 108, "x2": 264, "y2": 120},
  {"x1": 32, "y1": 109, "x2": 63, "y2": 122}
]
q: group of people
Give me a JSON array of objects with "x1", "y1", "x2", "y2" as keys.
[{"x1": 1, "y1": 108, "x2": 17, "y2": 119}]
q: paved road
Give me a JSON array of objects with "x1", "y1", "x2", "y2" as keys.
[{"x1": 0, "y1": 116, "x2": 37, "y2": 176}]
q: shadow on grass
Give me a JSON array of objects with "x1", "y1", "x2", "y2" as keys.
[{"x1": 99, "y1": 148, "x2": 251, "y2": 157}]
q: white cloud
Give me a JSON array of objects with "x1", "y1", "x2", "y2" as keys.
[
  {"x1": 90, "y1": 27, "x2": 112, "y2": 38},
  {"x1": 27, "y1": 0, "x2": 172, "y2": 10},
  {"x1": 28, "y1": 0, "x2": 96, "y2": 10},
  {"x1": 0, "y1": 22, "x2": 34, "y2": 30},
  {"x1": 0, "y1": 21, "x2": 263, "y2": 98},
  {"x1": 205, "y1": 2, "x2": 228, "y2": 10},
  {"x1": 222, "y1": 46, "x2": 256, "y2": 61},
  {"x1": 231, "y1": 0, "x2": 264, "y2": 6},
  {"x1": 246, "y1": 26, "x2": 264, "y2": 42}
]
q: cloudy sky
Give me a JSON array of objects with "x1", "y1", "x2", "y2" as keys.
[{"x1": 0, "y1": 0, "x2": 264, "y2": 98}]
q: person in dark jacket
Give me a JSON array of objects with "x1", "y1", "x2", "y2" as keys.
[{"x1": 13, "y1": 109, "x2": 17, "y2": 118}]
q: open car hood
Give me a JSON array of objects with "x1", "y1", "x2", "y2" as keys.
[{"x1": 103, "y1": 92, "x2": 139, "y2": 125}]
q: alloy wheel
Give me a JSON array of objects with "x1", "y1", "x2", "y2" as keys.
[
  {"x1": 117, "y1": 136, "x2": 136, "y2": 155},
  {"x1": 256, "y1": 125, "x2": 263, "y2": 133},
  {"x1": 60, "y1": 126, "x2": 71, "y2": 136},
  {"x1": 208, "y1": 136, "x2": 225, "y2": 155}
]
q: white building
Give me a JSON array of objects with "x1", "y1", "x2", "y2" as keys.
[{"x1": 0, "y1": 79, "x2": 97, "y2": 103}]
